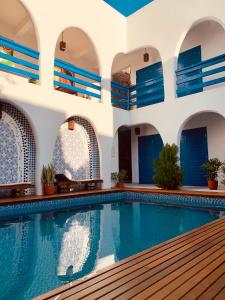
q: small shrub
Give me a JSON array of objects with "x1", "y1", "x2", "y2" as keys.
[
  {"x1": 202, "y1": 158, "x2": 222, "y2": 180},
  {"x1": 111, "y1": 170, "x2": 127, "y2": 182},
  {"x1": 41, "y1": 164, "x2": 56, "y2": 185},
  {"x1": 153, "y1": 143, "x2": 183, "y2": 190}
]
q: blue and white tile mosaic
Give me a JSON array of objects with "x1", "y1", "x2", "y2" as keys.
[
  {"x1": 0, "y1": 101, "x2": 36, "y2": 195},
  {"x1": 1, "y1": 192, "x2": 225, "y2": 219},
  {"x1": 53, "y1": 116, "x2": 100, "y2": 180}
]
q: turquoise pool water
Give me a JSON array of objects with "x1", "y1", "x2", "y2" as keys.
[{"x1": 0, "y1": 200, "x2": 221, "y2": 300}]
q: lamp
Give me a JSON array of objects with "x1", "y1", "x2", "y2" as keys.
[
  {"x1": 143, "y1": 48, "x2": 149, "y2": 62},
  {"x1": 60, "y1": 32, "x2": 66, "y2": 51},
  {"x1": 68, "y1": 117, "x2": 75, "y2": 130}
]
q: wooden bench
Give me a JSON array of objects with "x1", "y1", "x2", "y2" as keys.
[
  {"x1": 55, "y1": 174, "x2": 103, "y2": 193},
  {"x1": 0, "y1": 183, "x2": 35, "y2": 197}
]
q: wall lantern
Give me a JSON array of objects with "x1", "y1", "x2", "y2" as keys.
[
  {"x1": 60, "y1": 32, "x2": 66, "y2": 51},
  {"x1": 143, "y1": 48, "x2": 149, "y2": 63},
  {"x1": 68, "y1": 117, "x2": 75, "y2": 130}
]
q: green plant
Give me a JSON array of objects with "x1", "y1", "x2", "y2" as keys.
[
  {"x1": 41, "y1": 164, "x2": 56, "y2": 185},
  {"x1": 111, "y1": 169, "x2": 127, "y2": 182},
  {"x1": 221, "y1": 164, "x2": 225, "y2": 186},
  {"x1": 153, "y1": 143, "x2": 183, "y2": 190},
  {"x1": 202, "y1": 158, "x2": 222, "y2": 180}
]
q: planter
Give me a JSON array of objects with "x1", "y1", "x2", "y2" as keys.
[
  {"x1": 44, "y1": 184, "x2": 55, "y2": 195},
  {"x1": 116, "y1": 181, "x2": 125, "y2": 188},
  {"x1": 208, "y1": 180, "x2": 218, "y2": 190}
]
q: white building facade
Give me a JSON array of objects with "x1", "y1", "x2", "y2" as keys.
[{"x1": 0, "y1": 0, "x2": 225, "y2": 194}]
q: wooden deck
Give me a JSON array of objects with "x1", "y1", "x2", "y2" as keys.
[{"x1": 36, "y1": 216, "x2": 225, "y2": 300}]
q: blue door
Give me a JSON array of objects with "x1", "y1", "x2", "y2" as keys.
[
  {"x1": 138, "y1": 134, "x2": 163, "y2": 184},
  {"x1": 136, "y1": 62, "x2": 164, "y2": 107},
  {"x1": 180, "y1": 127, "x2": 208, "y2": 186},
  {"x1": 177, "y1": 46, "x2": 203, "y2": 97}
]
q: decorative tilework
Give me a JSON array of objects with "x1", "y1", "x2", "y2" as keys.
[
  {"x1": 0, "y1": 101, "x2": 36, "y2": 196},
  {"x1": 53, "y1": 117, "x2": 100, "y2": 180},
  {"x1": 1, "y1": 192, "x2": 225, "y2": 219}
]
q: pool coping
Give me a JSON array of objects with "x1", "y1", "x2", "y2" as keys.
[{"x1": 1, "y1": 187, "x2": 225, "y2": 207}]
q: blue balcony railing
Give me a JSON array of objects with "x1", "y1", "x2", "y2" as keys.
[
  {"x1": 111, "y1": 76, "x2": 164, "y2": 110},
  {"x1": 54, "y1": 58, "x2": 101, "y2": 99},
  {"x1": 0, "y1": 36, "x2": 39, "y2": 81},
  {"x1": 176, "y1": 53, "x2": 225, "y2": 97}
]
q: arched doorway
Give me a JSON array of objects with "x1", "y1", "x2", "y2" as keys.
[
  {"x1": 53, "y1": 116, "x2": 100, "y2": 181},
  {"x1": 179, "y1": 111, "x2": 225, "y2": 186},
  {"x1": 0, "y1": 101, "x2": 36, "y2": 195},
  {"x1": 54, "y1": 28, "x2": 101, "y2": 99}
]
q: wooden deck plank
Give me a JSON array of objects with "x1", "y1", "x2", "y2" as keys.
[
  {"x1": 37, "y1": 218, "x2": 225, "y2": 300},
  {"x1": 214, "y1": 286, "x2": 225, "y2": 299},
  {"x1": 80, "y1": 230, "x2": 225, "y2": 300},
  {"x1": 42, "y1": 219, "x2": 225, "y2": 300},
  {"x1": 36, "y1": 217, "x2": 225, "y2": 300},
  {"x1": 198, "y1": 272, "x2": 225, "y2": 299}
]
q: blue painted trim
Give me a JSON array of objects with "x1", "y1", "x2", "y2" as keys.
[
  {"x1": 54, "y1": 70, "x2": 101, "y2": 91},
  {"x1": 0, "y1": 62, "x2": 39, "y2": 79},
  {"x1": 55, "y1": 58, "x2": 101, "y2": 82},
  {"x1": 130, "y1": 76, "x2": 163, "y2": 92},
  {"x1": 130, "y1": 85, "x2": 163, "y2": 100},
  {"x1": 54, "y1": 80, "x2": 101, "y2": 99},
  {"x1": 130, "y1": 93, "x2": 164, "y2": 106},
  {"x1": 0, "y1": 52, "x2": 39, "y2": 70},
  {"x1": 111, "y1": 81, "x2": 129, "y2": 92},
  {"x1": 111, "y1": 97, "x2": 129, "y2": 109},
  {"x1": 111, "y1": 90, "x2": 129, "y2": 100},
  {"x1": 0, "y1": 36, "x2": 39, "y2": 59}
]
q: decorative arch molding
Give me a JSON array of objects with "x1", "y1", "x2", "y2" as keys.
[
  {"x1": 53, "y1": 116, "x2": 100, "y2": 180},
  {"x1": 0, "y1": 101, "x2": 36, "y2": 191}
]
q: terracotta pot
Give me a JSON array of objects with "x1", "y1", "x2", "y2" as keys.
[
  {"x1": 116, "y1": 181, "x2": 125, "y2": 188},
  {"x1": 44, "y1": 184, "x2": 55, "y2": 195},
  {"x1": 208, "y1": 180, "x2": 218, "y2": 190}
]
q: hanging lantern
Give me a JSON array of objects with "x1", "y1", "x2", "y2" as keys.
[
  {"x1": 60, "y1": 32, "x2": 66, "y2": 51},
  {"x1": 143, "y1": 48, "x2": 149, "y2": 62},
  {"x1": 68, "y1": 117, "x2": 75, "y2": 130}
]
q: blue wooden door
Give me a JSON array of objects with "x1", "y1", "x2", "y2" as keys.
[
  {"x1": 177, "y1": 46, "x2": 203, "y2": 97},
  {"x1": 136, "y1": 62, "x2": 164, "y2": 107},
  {"x1": 180, "y1": 127, "x2": 208, "y2": 186},
  {"x1": 138, "y1": 134, "x2": 163, "y2": 184}
]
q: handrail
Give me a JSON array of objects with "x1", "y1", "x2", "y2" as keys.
[
  {"x1": 54, "y1": 58, "x2": 101, "y2": 100},
  {"x1": 176, "y1": 52, "x2": 225, "y2": 97},
  {"x1": 0, "y1": 36, "x2": 39, "y2": 80}
]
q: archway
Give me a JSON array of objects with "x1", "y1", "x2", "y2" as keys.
[
  {"x1": 0, "y1": 0, "x2": 39, "y2": 82},
  {"x1": 0, "y1": 101, "x2": 36, "y2": 196},
  {"x1": 176, "y1": 19, "x2": 225, "y2": 97},
  {"x1": 111, "y1": 47, "x2": 164, "y2": 110},
  {"x1": 178, "y1": 111, "x2": 225, "y2": 186},
  {"x1": 54, "y1": 27, "x2": 101, "y2": 99},
  {"x1": 112, "y1": 123, "x2": 164, "y2": 185},
  {"x1": 53, "y1": 116, "x2": 100, "y2": 183}
]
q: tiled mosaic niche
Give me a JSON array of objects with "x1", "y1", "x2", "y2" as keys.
[
  {"x1": 0, "y1": 101, "x2": 36, "y2": 195},
  {"x1": 53, "y1": 116, "x2": 100, "y2": 180}
]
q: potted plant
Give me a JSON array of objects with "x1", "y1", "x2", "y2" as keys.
[
  {"x1": 111, "y1": 169, "x2": 127, "y2": 188},
  {"x1": 202, "y1": 158, "x2": 222, "y2": 190},
  {"x1": 41, "y1": 164, "x2": 56, "y2": 195},
  {"x1": 153, "y1": 143, "x2": 183, "y2": 190}
]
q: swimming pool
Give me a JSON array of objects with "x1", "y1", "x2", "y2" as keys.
[{"x1": 0, "y1": 192, "x2": 224, "y2": 300}]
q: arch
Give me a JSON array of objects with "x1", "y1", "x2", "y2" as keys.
[
  {"x1": 53, "y1": 27, "x2": 101, "y2": 99},
  {"x1": 53, "y1": 116, "x2": 101, "y2": 181},
  {"x1": 0, "y1": 100, "x2": 36, "y2": 195},
  {"x1": 175, "y1": 16, "x2": 225, "y2": 58},
  {"x1": 177, "y1": 110, "x2": 225, "y2": 186},
  {"x1": 111, "y1": 46, "x2": 165, "y2": 110}
]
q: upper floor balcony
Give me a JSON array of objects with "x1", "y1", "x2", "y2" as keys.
[{"x1": 0, "y1": 2, "x2": 225, "y2": 111}]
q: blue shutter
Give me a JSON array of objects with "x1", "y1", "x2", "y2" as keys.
[
  {"x1": 180, "y1": 127, "x2": 208, "y2": 186},
  {"x1": 177, "y1": 46, "x2": 203, "y2": 97},
  {"x1": 136, "y1": 62, "x2": 164, "y2": 108},
  {"x1": 138, "y1": 134, "x2": 163, "y2": 184}
]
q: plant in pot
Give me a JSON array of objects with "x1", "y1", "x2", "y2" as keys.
[
  {"x1": 41, "y1": 164, "x2": 56, "y2": 195},
  {"x1": 153, "y1": 143, "x2": 183, "y2": 190},
  {"x1": 202, "y1": 158, "x2": 222, "y2": 190},
  {"x1": 111, "y1": 169, "x2": 127, "y2": 188}
]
